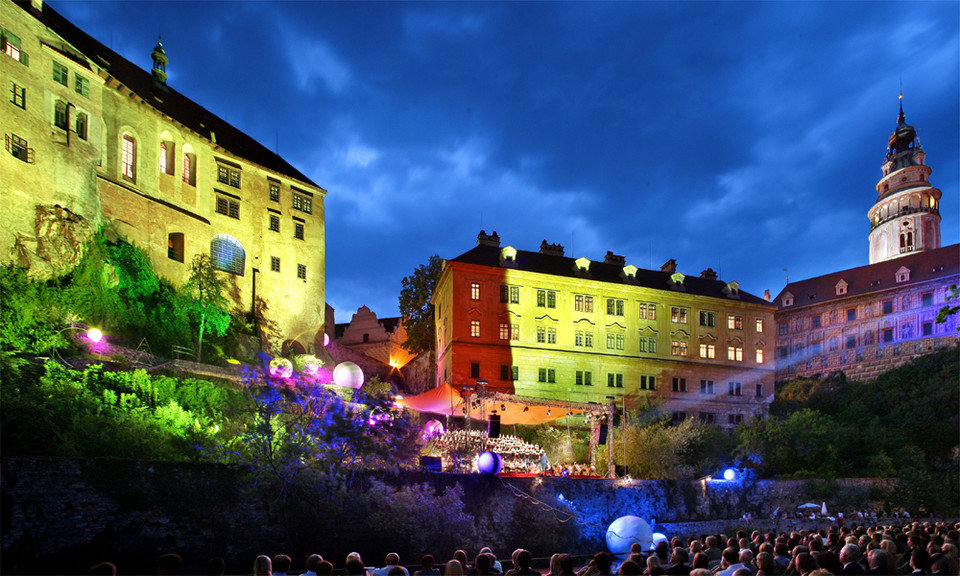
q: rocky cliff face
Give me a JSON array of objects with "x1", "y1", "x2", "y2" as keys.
[{"x1": 12, "y1": 204, "x2": 94, "y2": 280}]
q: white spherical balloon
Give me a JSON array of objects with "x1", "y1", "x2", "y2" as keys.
[
  {"x1": 332, "y1": 362, "x2": 364, "y2": 389},
  {"x1": 606, "y1": 515, "x2": 653, "y2": 556}
]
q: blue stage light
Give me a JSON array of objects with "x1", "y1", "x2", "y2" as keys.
[{"x1": 723, "y1": 468, "x2": 736, "y2": 481}]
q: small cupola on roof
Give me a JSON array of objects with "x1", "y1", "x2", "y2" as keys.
[
  {"x1": 886, "y1": 94, "x2": 920, "y2": 168},
  {"x1": 151, "y1": 35, "x2": 168, "y2": 84},
  {"x1": 477, "y1": 230, "x2": 500, "y2": 247},
  {"x1": 660, "y1": 259, "x2": 677, "y2": 274},
  {"x1": 604, "y1": 251, "x2": 625, "y2": 266},
  {"x1": 500, "y1": 246, "x2": 517, "y2": 266},
  {"x1": 539, "y1": 241, "x2": 564, "y2": 257},
  {"x1": 700, "y1": 268, "x2": 718, "y2": 281}
]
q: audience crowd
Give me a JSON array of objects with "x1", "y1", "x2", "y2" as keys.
[{"x1": 86, "y1": 520, "x2": 959, "y2": 575}]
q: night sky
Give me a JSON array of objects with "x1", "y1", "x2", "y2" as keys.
[{"x1": 54, "y1": 1, "x2": 959, "y2": 319}]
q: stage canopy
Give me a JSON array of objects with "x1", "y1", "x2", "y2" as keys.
[{"x1": 396, "y1": 384, "x2": 594, "y2": 426}]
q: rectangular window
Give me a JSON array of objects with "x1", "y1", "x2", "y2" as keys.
[
  {"x1": 218, "y1": 165, "x2": 241, "y2": 188},
  {"x1": 269, "y1": 214, "x2": 280, "y2": 232},
  {"x1": 182, "y1": 153, "x2": 196, "y2": 186},
  {"x1": 584, "y1": 331, "x2": 593, "y2": 348},
  {"x1": 292, "y1": 191, "x2": 312, "y2": 214},
  {"x1": 648, "y1": 338, "x2": 657, "y2": 354},
  {"x1": 52, "y1": 61, "x2": 68, "y2": 86},
  {"x1": 297, "y1": 264, "x2": 306, "y2": 280},
  {"x1": 509, "y1": 285, "x2": 519, "y2": 303},
  {"x1": 500, "y1": 285, "x2": 509, "y2": 303},
  {"x1": 727, "y1": 346, "x2": 743, "y2": 361},
  {"x1": 606, "y1": 334, "x2": 615, "y2": 349},
  {"x1": 500, "y1": 365, "x2": 510, "y2": 380},
  {"x1": 883, "y1": 300, "x2": 893, "y2": 315},
  {"x1": 727, "y1": 382, "x2": 742, "y2": 396},
  {"x1": 269, "y1": 183, "x2": 280, "y2": 202},
  {"x1": 270, "y1": 256, "x2": 280, "y2": 272},
  {"x1": 728, "y1": 315, "x2": 743, "y2": 330},
  {"x1": 639, "y1": 375, "x2": 656, "y2": 390},
  {"x1": 537, "y1": 368, "x2": 556, "y2": 383},
  {"x1": 756, "y1": 384, "x2": 763, "y2": 398},
  {"x1": 607, "y1": 373, "x2": 624, "y2": 388},
  {"x1": 537, "y1": 326, "x2": 546, "y2": 343},
  {"x1": 846, "y1": 336, "x2": 856, "y2": 349},
  {"x1": 4, "y1": 32, "x2": 25, "y2": 63},
  {"x1": 54, "y1": 101, "x2": 67, "y2": 129},
  {"x1": 639, "y1": 338, "x2": 647, "y2": 353},
  {"x1": 672, "y1": 377, "x2": 687, "y2": 392},
  {"x1": 671, "y1": 341, "x2": 688, "y2": 356},
  {"x1": 294, "y1": 222, "x2": 304, "y2": 240},
  {"x1": 812, "y1": 315, "x2": 821, "y2": 328},
  {"x1": 671, "y1": 307, "x2": 688, "y2": 324},
  {"x1": 778, "y1": 322, "x2": 788, "y2": 335},
  {"x1": 616, "y1": 333, "x2": 624, "y2": 350},
  {"x1": 510, "y1": 323, "x2": 520, "y2": 341},
  {"x1": 699, "y1": 412, "x2": 716, "y2": 424},
  {"x1": 10, "y1": 83, "x2": 25, "y2": 109},
  {"x1": 922, "y1": 321, "x2": 933, "y2": 336},
  {"x1": 700, "y1": 311, "x2": 715, "y2": 327},
  {"x1": 499, "y1": 323, "x2": 509, "y2": 340},
  {"x1": 700, "y1": 380, "x2": 715, "y2": 394},
  {"x1": 575, "y1": 371, "x2": 593, "y2": 386},
  {"x1": 470, "y1": 320, "x2": 480, "y2": 337},
  {"x1": 575, "y1": 294, "x2": 583, "y2": 311},
  {"x1": 728, "y1": 414, "x2": 744, "y2": 425},
  {"x1": 639, "y1": 303, "x2": 656, "y2": 320},
  {"x1": 547, "y1": 291, "x2": 556, "y2": 308},
  {"x1": 755, "y1": 318, "x2": 764, "y2": 332},
  {"x1": 811, "y1": 341, "x2": 822, "y2": 354},
  {"x1": 470, "y1": 282, "x2": 480, "y2": 300},
  {"x1": 216, "y1": 196, "x2": 240, "y2": 219},
  {"x1": 75, "y1": 112, "x2": 87, "y2": 140},
  {"x1": 74, "y1": 75, "x2": 89, "y2": 97},
  {"x1": 606, "y1": 299, "x2": 624, "y2": 316},
  {"x1": 511, "y1": 366, "x2": 519, "y2": 381},
  {"x1": 121, "y1": 134, "x2": 136, "y2": 181},
  {"x1": 584, "y1": 296, "x2": 593, "y2": 313},
  {"x1": 159, "y1": 141, "x2": 175, "y2": 174},
  {"x1": 755, "y1": 348, "x2": 764, "y2": 364},
  {"x1": 699, "y1": 343, "x2": 715, "y2": 359},
  {"x1": 547, "y1": 327, "x2": 556, "y2": 344},
  {"x1": 471, "y1": 363, "x2": 480, "y2": 378},
  {"x1": 922, "y1": 292, "x2": 934, "y2": 307},
  {"x1": 575, "y1": 330, "x2": 583, "y2": 347},
  {"x1": 847, "y1": 308, "x2": 856, "y2": 322},
  {"x1": 8, "y1": 133, "x2": 30, "y2": 162},
  {"x1": 883, "y1": 328, "x2": 894, "y2": 343}
]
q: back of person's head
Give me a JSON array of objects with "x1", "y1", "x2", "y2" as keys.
[
  {"x1": 389, "y1": 567, "x2": 406, "y2": 576},
  {"x1": 689, "y1": 570, "x2": 711, "y2": 576},
  {"x1": 346, "y1": 558, "x2": 365, "y2": 575},
  {"x1": 692, "y1": 553, "x2": 709, "y2": 569},
  {"x1": 630, "y1": 543, "x2": 644, "y2": 555},
  {"x1": 816, "y1": 550, "x2": 841, "y2": 574},
  {"x1": 866, "y1": 549, "x2": 891, "y2": 573},
  {"x1": 347, "y1": 553, "x2": 363, "y2": 565},
  {"x1": 618, "y1": 560, "x2": 641, "y2": 575},
  {"x1": 738, "y1": 549, "x2": 752, "y2": 565},
  {"x1": 593, "y1": 552, "x2": 613, "y2": 575},
  {"x1": 421, "y1": 555, "x2": 435, "y2": 570},
  {"x1": 475, "y1": 553, "x2": 492, "y2": 574},
  {"x1": 87, "y1": 563, "x2": 117, "y2": 576},
  {"x1": 706, "y1": 535, "x2": 718, "y2": 548},
  {"x1": 317, "y1": 561, "x2": 334, "y2": 576},
  {"x1": 911, "y1": 547, "x2": 931, "y2": 571},
  {"x1": 549, "y1": 553, "x2": 562, "y2": 575},
  {"x1": 254, "y1": 555, "x2": 273, "y2": 576},
  {"x1": 722, "y1": 547, "x2": 739, "y2": 566},
  {"x1": 689, "y1": 540, "x2": 702, "y2": 554},
  {"x1": 646, "y1": 556, "x2": 662, "y2": 572},
  {"x1": 444, "y1": 560, "x2": 463, "y2": 576},
  {"x1": 205, "y1": 557, "x2": 226, "y2": 576},
  {"x1": 840, "y1": 543, "x2": 861, "y2": 564},
  {"x1": 671, "y1": 548, "x2": 689, "y2": 565},
  {"x1": 516, "y1": 550, "x2": 532, "y2": 570},
  {"x1": 307, "y1": 555, "x2": 323, "y2": 572},
  {"x1": 274, "y1": 554, "x2": 292, "y2": 573},
  {"x1": 386, "y1": 553, "x2": 401, "y2": 566},
  {"x1": 453, "y1": 551, "x2": 469, "y2": 569},
  {"x1": 655, "y1": 540, "x2": 670, "y2": 560},
  {"x1": 756, "y1": 551, "x2": 774, "y2": 572},
  {"x1": 731, "y1": 569, "x2": 751, "y2": 576},
  {"x1": 157, "y1": 554, "x2": 184, "y2": 575},
  {"x1": 558, "y1": 554, "x2": 575, "y2": 575},
  {"x1": 796, "y1": 552, "x2": 818, "y2": 575}
]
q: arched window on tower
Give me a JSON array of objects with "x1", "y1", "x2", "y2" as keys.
[
  {"x1": 182, "y1": 144, "x2": 197, "y2": 186},
  {"x1": 159, "y1": 132, "x2": 175, "y2": 175},
  {"x1": 210, "y1": 234, "x2": 245, "y2": 276},
  {"x1": 121, "y1": 133, "x2": 137, "y2": 182}
]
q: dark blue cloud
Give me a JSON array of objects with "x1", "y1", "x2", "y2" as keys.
[{"x1": 54, "y1": 1, "x2": 959, "y2": 318}]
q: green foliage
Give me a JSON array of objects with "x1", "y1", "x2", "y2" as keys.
[
  {"x1": 0, "y1": 265, "x2": 70, "y2": 367},
  {"x1": 618, "y1": 418, "x2": 708, "y2": 479},
  {"x1": 398, "y1": 254, "x2": 443, "y2": 355},
  {"x1": 183, "y1": 254, "x2": 231, "y2": 362},
  {"x1": 0, "y1": 362, "x2": 250, "y2": 460},
  {"x1": 936, "y1": 284, "x2": 959, "y2": 329}
]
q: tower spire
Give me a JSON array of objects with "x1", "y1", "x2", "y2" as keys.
[{"x1": 151, "y1": 34, "x2": 167, "y2": 85}]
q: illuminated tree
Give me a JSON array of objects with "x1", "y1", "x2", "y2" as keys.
[
  {"x1": 398, "y1": 254, "x2": 443, "y2": 355},
  {"x1": 183, "y1": 254, "x2": 230, "y2": 362}
]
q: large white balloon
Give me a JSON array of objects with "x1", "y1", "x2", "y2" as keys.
[
  {"x1": 332, "y1": 362, "x2": 364, "y2": 389},
  {"x1": 606, "y1": 516, "x2": 653, "y2": 556}
]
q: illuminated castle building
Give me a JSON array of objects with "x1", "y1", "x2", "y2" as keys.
[
  {"x1": 433, "y1": 232, "x2": 777, "y2": 427},
  {"x1": 1, "y1": 0, "x2": 326, "y2": 354},
  {"x1": 774, "y1": 98, "x2": 958, "y2": 381}
]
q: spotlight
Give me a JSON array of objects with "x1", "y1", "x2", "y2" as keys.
[
  {"x1": 87, "y1": 328, "x2": 103, "y2": 343},
  {"x1": 723, "y1": 468, "x2": 736, "y2": 481}
]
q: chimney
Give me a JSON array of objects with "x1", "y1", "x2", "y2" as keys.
[
  {"x1": 604, "y1": 251, "x2": 625, "y2": 266},
  {"x1": 660, "y1": 259, "x2": 677, "y2": 274},
  {"x1": 764, "y1": 289, "x2": 771, "y2": 302},
  {"x1": 700, "y1": 268, "x2": 718, "y2": 281},
  {"x1": 539, "y1": 240, "x2": 565, "y2": 257},
  {"x1": 477, "y1": 230, "x2": 501, "y2": 247}
]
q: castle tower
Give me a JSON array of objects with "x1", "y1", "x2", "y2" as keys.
[
  {"x1": 151, "y1": 36, "x2": 167, "y2": 84},
  {"x1": 867, "y1": 95, "x2": 942, "y2": 264}
]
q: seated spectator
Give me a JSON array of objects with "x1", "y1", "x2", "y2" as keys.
[
  {"x1": 909, "y1": 548, "x2": 931, "y2": 574},
  {"x1": 274, "y1": 554, "x2": 292, "y2": 576},
  {"x1": 666, "y1": 548, "x2": 691, "y2": 575},
  {"x1": 317, "y1": 561, "x2": 335, "y2": 576},
  {"x1": 445, "y1": 560, "x2": 464, "y2": 576},
  {"x1": 157, "y1": 554, "x2": 183, "y2": 575},
  {"x1": 645, "y1": 555, "x2": 666, "y2": 575},
  {"x1": 558, "y1": 554, "x2": 576, "y2": 576},
  {"x1": 87, "y1": 563, "x2": 117, "y2": 576},
  {"x1": 346, "y1": 557, "x2": 365, "y2": 576},
  {"x1": 549, "y1": 554, "x2": 563, "y2": 576},
  {"x1": 509, "y1": 550, "x2": 539, "y2": 576},
  {"x1": 755, "y1": 552, "x2": 775, "y2": 576},
  {"x1": 618, "y1": 561, "x2": 641, "y2": 575},
  {"x1": 254, "y1": 556, "x2": 273, "y2": 576},
  {"x1": 304, "y1": 555, "x2": 323, "y2": 576},
  {"x1": 375, "y1": 553, "x2": 410, "y2": 576},
  {"x1": 454, "y1": 551, "x2": 470, "y2": 572},
  {"x1": 471, "y1": 553, "x2": 495, "y2": 576},
  {"x1": 416, "y1": 555, "x2": 441, "y2": 576},
  {"x1": 690, "y1": 553, "x2": 709, "y2": 571},
  {"x1": 479, "y1": 548, "x2": 503, "y2": 574},
  {"x1": 865, "y1": 549, "x2": 893, "y2": 575},
  {"x1": 795, "y1": 553, "x2": 818, "y2": 576}
]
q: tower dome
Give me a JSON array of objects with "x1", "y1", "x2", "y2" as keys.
[
  {"x1": 151, "y1": 36, "x2": 167, "y2": 84},
  {"x1": 867, "y1": 95, "x2": 941, "y2": 264}
]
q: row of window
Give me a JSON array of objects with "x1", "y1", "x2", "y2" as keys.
[
  {"x1": 268, "y1": 256, "x2": 308, "y2": 279},
  {"x1": 169, "y1": 232, "x2": 308, "y2": 280},
  {"x1": 672, "y1": 412, "x2": 746, "y2": 426},
  {"x1": 779, "y1": 293, "x2": 939, "y2": 335},
  {"x1": 777, "y1": 320, "x2": 940, "y2": 358},
  {"x1": 473, "y1": 283, "x2": 764, "y2": 330}
]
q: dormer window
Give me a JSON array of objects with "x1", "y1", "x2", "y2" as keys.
[
  {"x1": 722, "y1": 281, "x2": 740, "y2": 299},
  {"x1": 500, "y1": 246, "x2": 517, "y2": 264},
  {"x1": 896, "y1": 266, "x2": 911, "y2": 283},
  {"x1": 781, "y1": 292, "x2": 794, "y2": 307},
  {"x1": 622, "y1": 264, "x2": 638, "y2": 279},
  {"x1": 835, "y1": 280, "x2": 848, "y2": 296},
  {"x1": 574, "y1": 257, "x2": 591, "y2": 277}
]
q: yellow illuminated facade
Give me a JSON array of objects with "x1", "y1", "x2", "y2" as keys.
[{"x1": 434, "y1": 232, "x2": 776, "y2": 427}]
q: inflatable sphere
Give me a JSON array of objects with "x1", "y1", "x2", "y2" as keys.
[
  {"x1": 333, "y1": 362, "x2": 364, "y2": 389},
  {"x1": 652, "y1": 532, "x2": 668, "y2": 550},
  {"x1": 606, "y1": 516, "x2": 653, "y2": 556},
  {"x1": 477, "y1": 451, "x2": 502, "y2": 475},
  {"x1": 323, "y1": 333, "x2": 330, "y2": 347}
]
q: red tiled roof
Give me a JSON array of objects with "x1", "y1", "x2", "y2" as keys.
[{"x1": 774, "y1": 244, "x2": 959, "y2": 309}]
